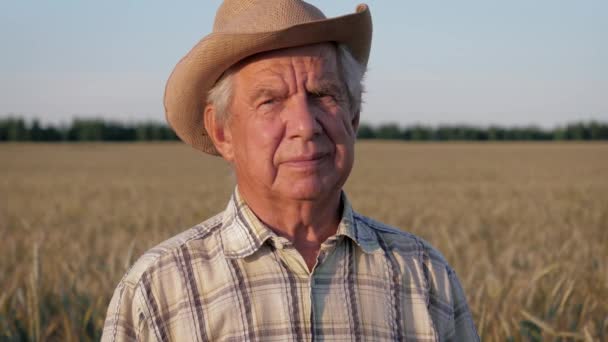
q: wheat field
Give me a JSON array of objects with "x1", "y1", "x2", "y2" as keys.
[{"x1": 1, "y1": 142, "x2": 607, "y2": 341}]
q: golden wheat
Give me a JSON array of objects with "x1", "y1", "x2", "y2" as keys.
[{"x1": 1, "y1": 142, "x2": 607, "y2": 341}]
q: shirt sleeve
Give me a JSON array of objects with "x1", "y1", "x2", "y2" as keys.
[
  {"x1": 445, "y1": 268, "x2": 480, "y2": 342},
  {"x1": 101, "y1": 281, "x2": 145, "y2": 342}
]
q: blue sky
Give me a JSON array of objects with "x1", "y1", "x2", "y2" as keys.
[{"x1": 1, "y1": 0, "x2": 606, "y2": 127}]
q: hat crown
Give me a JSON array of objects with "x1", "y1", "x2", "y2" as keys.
[{"x1": 213, "y1": 0, "x2": 326, "y2": 33}]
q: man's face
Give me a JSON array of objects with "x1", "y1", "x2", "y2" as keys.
[{"x1": 218, "y1": 43, "x2": 358, "y2": 203}]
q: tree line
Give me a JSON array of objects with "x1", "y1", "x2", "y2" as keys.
[
  {"x1": 0, "y1": 118, "x2": 177, "y2": 142},
  {"x1": 1, "y1": 117, "x2": 608, "y2": 141},
  {"x1": 356, "y1": 121, "x2": 608, "y2": 141}
]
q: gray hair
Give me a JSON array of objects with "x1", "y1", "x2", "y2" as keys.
[{"x1": 207, "y1": 44, "x2": 366, "y2": 123}]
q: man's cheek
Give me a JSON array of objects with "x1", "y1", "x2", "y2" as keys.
[
  {"x1": 319, "y1": 115, "x2": 351, "y2": 143},
  {"x1": 337, "y1": 113, "x2": 357, "y2": 140}
]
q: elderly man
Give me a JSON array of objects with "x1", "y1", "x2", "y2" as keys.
[{"x1": 102, "y1": 1, "x2": 479, "y2": 341}]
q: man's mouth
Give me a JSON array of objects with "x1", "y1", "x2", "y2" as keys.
[{"x1": 282, "y1": 152, "x2": 328, "y2": 168}]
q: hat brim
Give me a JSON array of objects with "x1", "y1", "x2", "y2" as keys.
[{"x1": 164, "y1": 4, "x2": 372, "y2": 155}]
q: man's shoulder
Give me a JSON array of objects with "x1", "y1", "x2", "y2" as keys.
[
  {"x1": 119, "y1": 212, "x2": 224, "y2": 288},
  {"x1": 353, "y1": 212, "x2": 451, "y2": 268}
]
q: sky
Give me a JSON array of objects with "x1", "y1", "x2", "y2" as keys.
[{"x1": 1, "y1": 0, "x2": 606, "y2": 128}]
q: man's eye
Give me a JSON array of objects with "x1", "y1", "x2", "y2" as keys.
[
  {"x1": 260, "y1": 98, "x2": 277, "y2": 107},
  {"x1": 312, "y1": 92, "x2": 336, "y2": 101}
]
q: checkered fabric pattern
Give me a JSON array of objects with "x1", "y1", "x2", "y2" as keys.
[{"x1": 102, "y1": 189, "x2": 479, "y2": 341}]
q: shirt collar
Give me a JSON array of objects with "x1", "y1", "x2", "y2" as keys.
[
  {"x1": 218, "y1": 188, "x2": 380, "y2": 258},
  {"x1": 336, "y1": 192, "x2": 381, "y2": 254}
]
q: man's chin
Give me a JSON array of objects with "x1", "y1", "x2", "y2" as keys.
[{"x1": 281, "y1": 182, "x2": 337, "y2": 202}]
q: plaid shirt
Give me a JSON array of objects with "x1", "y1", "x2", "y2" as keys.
[{"x1": 102, "y1": 189, "x2": 479, "y2": 341}]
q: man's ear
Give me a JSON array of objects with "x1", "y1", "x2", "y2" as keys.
[
  {"x1": 351, "y1": 110, "x2": 360, "y2": 136},
  {"x1": 203, "y1": 105, "x2": 234, "y2": 161}
]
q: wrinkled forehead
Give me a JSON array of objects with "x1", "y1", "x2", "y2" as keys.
[{"x1": 231, "y1": 43, "x2": 339, "y2": 80}]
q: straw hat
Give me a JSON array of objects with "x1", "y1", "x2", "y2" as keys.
[{"x1": 164, "y1": 0, "x2": 372, "y2": 155}]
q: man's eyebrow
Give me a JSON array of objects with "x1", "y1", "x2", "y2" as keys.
[
  {"x1": 247, "y1": 84, "x2": 285, "y2": 102},
  {"x1": 310, "y1": 79, "x2": 345, "y2": 94}
]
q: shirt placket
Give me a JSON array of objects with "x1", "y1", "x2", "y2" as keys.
[
  {"x1": 309, "y1": 239, "x2": 339, "y2": 341},
  {"x1": 272, "y1": 238, "x2": 313, "y2": 341},
  {"x1": 273, "y1": 237, "x2": 340, "y2": 342}
]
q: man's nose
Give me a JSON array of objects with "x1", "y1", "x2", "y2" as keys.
[{"x1": 284, "y1": 96, "x2": 322, "y2": 140}]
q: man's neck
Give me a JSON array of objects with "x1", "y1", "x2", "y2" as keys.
[{"x1": 237, "y1": 185, "x2": 342, "y2": 269}]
